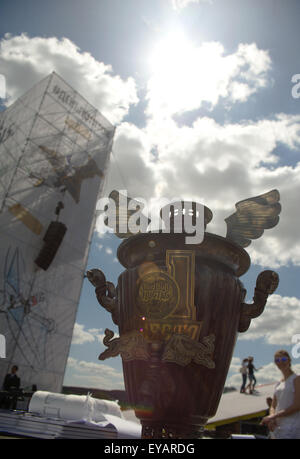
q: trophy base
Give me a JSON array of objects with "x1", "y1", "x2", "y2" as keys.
[{"x1": 141, "y1": 419, "x2": 207, "y2": 439}]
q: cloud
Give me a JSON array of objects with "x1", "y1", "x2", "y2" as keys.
[
  {"x1": 71, "y1": 323, "x2": 104, "y2": 345},
  {"x1": 2, "y1": 33, "x2": 300, "y2": 269},
  {"x1": 66, "y1": 357, "x2": 124, "y2": 389},
  {"x1": 146, "y1": 40, "x2": 271, "y2": 117},
  {"x1": 100, "y1": 121, "x2": 157, "y2": 200},
  {"x1": 98, "y1": 110, "x2": 300, "y2": 269},
  {"x1": 238, "y1": 294, "x2": 300, "y2": 345},
  {"x1": 0, "y1": 33, "x2": 138, "y2": 124}
]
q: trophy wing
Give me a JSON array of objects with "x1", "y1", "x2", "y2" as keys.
[{"x1": 225, "y1": 189, "x2": 281, "y2": 248}]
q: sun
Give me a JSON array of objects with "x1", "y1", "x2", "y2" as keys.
[
  {"x1": 149, "y1": 29, "x2": 194, "y2": 74},
  {"x1": 147, "y1": 30, "x2": 198, "y2": 115},
  {"x1": 147, "y1": 29, "x2": 225, "y2": 117}
]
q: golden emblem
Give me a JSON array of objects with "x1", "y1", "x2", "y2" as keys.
[{"x1": 136, "y1": 271, "x2": 179, "y2": 320}]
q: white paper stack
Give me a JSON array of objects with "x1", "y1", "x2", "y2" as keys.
[
  {"x1": 28, "y1": 391, "x2": 123, "y2": 422},
  {"x1": 0, "y1": 391, "x2": 141, "y2": 439},
  {"x1": 0, "y1": 409, "x2": 119, "y2": 439}
]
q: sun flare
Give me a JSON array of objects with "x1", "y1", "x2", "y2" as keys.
[
  {"x1": 146, "y1": 29, "x2": 250, "y2": 118},
  {"x1": 147, "y1": 29, "x2": 227, "y2": 117},
  {"x1": 148, "y1": 30, "x2": 201, "y2": 115}
]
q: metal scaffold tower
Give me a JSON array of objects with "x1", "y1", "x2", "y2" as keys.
[{"x1": 0, "y1": 72, "x2": 115, "y2": 392}]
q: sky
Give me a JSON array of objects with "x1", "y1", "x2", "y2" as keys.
[{"x1": 1, "y1": 0, "x2": 300, "y2": 394}]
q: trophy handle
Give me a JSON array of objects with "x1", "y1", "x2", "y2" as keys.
[
  {"x1": 238, "y1": 270, "x2": 279, "y2": 332},
  {"x1": 86, "y1": 269, "x2": 119, "y2": 325}
]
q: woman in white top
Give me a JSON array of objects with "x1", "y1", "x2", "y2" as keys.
[{"x1": 261, "y1": 350, "x2": 300, "y2": 439}]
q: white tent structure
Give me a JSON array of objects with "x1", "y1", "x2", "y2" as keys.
[{"x1": 0, "y1": 72, "x2": 115, "y2": 392}]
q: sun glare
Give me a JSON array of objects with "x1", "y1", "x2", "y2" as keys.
[
  {"x1": 149, "y1": 30, "x2": 194, "y2": 74},
  {"x1": 148, "y1": 30, "x2": 199, "y2": 115},
  {"x1": 147, "y1": 29, "x2": 225, "y2": 117}
]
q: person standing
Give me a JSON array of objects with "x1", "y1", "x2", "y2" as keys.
[
  {"x1": 239, "y1": 358, "x2": 248, "y2": 393},
  {"x1": 1, "y1": 365, "x2": 21, "y2": 410},
  {"x1": 247, "y1": 356, "x2": 258, "y2": 394},
  {"x1": 261, "y1": 350, "x2": 300, "y2": 439},
  {"x1": 3, "y1": 365, "x2": 20, "y2": 391}
]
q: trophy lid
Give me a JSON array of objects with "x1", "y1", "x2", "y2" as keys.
[{"x1": 159, "y1": 201, "x2": 213, "y2": 233}]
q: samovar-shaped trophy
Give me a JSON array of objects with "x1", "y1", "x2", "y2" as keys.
[{"x1": 87, "y1": 189, "x2": 281, "y2": 439}]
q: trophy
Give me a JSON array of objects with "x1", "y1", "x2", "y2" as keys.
[{"x1": 87, "y1": 189, "x2": 281, "y2": 439}]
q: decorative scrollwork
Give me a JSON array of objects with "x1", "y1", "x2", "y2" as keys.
[
  {"x1": 99, "y1": 327, "x2": 216, "y2": 370},
  {"x1": 86, "y1": 268, "x2": 119, "y2": 324},
  {"x1": 238, "y1": 270, "x2": 279, "y2": 332},
  {"x1": 162, "y1": 333, "x2": 215, "y2": 368},
  {"x1": 99, "y1": 329, "x2": 150, "y2": 362}
]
